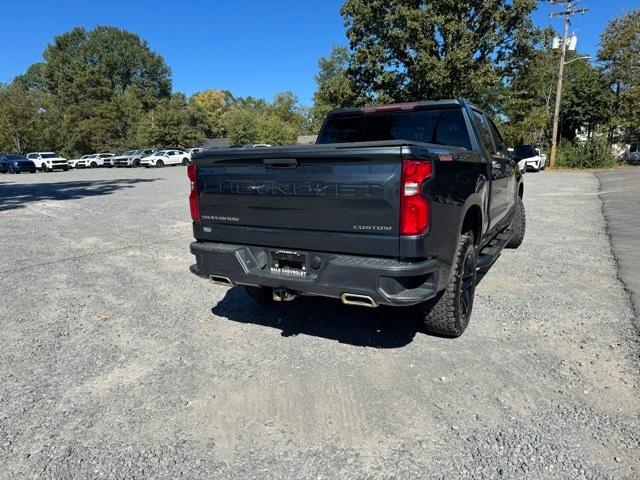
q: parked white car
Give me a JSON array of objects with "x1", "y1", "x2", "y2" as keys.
[
  {"x1": 536, "y1": 148, "x2": 547, "y2": 166},
  {"x1": 187, "y1": 148, "x2": 203, "y2": 156},
  {"x1": 71, "y1": 153, "x2": 114, "y2": 168},
  {"x1": 112, "y1": 149, "x2": 154, "y2": 167},
  {"x1": 514, "y1": 144, "x2": 545, "y2": 172},
  {"x1": 508, "y1": 148, "x2": 526, "y2": 173},
  {"x1": 69, "y1": 154, "x2": 97, "y2": 168},
  {"x1": 140, "y1": 150, "x2": 190, "y2": 168},
  {"x1": 26, "y1": 152, "x2": 69, "y2": 172},
  {"x1": 96, "y1": 153, "x2": 116, "y2": 168}
]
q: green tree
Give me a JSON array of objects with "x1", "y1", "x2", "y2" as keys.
[
  {"x1": 0, "y1": 83, "x2": 45, "y2": 153},
  {"x1": 9, "y1": 26, "x2": 174, "y2": 155},
  {"x1": 309, "y1": 46, "x2": 363, "y2": 132},
  {"x1": 41, "y1": 26, "x2": 171, "y2": 106},
  {"x1": 499, "y1": 38, "x2": 557, "y2": 146},
  {"x1": 221, "y1": 92, "x2": 307, "y2": 146},
  {"x1": 598, "y1": 9, "x2": 640, "y2": 140},
  {"x1": 259, "y1": 115, "x2": 300, "y2": 146},
  {"x1": 137, "y1": 93, "x2": 202, "y2": 147},
  {"x1": 223, "y1": 108, "x2": 260, "y2": 146},
  {"x1": 340, "y1": 0, "x2": 539, "y2": 107},
  {"x1": 560, "y1": 57, "x2": 613, "y2": 141},
  {"x1": 189, "y1": 89, "x2": 232, "y2": 138},
  {"x1": 500, "y1": 45, "x2": 613, "y2": 146}
]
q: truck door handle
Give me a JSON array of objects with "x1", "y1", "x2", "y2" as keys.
[{"x1": 263, "y1": 158, "x2": 298, "y2": 169}]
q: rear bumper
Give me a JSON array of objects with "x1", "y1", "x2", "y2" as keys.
[{"x1": 190, "y1": 241, "x2": 441, "y2": 307}]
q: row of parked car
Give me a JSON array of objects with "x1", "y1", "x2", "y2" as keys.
[{"x1": 0, "y1": 147, "x2": 203, "y2": 174}]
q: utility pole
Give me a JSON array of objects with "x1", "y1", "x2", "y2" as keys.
[{"x1": 549, "y1": 1, "x2": 588, "y2": 168}]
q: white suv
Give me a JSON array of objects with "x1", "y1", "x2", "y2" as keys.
[
  {"x1": 140, "y1": 150, "x2": 190, "y2": 168},
  {"x1": 514, "y1": 144, "x2": 546, "y2": 172},
  {"x1": 70, "y1": 153, "x2": 114, "y2": 168},
  {"x1": 69, "y1": 154, "x2": 97, "y2": 168},
  {"x1": 98, "y1": 153, "x2": 116, "y2": 167},
  {"x1": 26, "y1": 152, "x2": 69, "y2": 172}
]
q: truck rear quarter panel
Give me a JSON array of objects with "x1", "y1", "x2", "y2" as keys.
[{"x1": 421, "y1": 149, "x2": 488, "y2": 286}]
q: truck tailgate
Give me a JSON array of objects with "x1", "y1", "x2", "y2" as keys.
[{"x1": 193, "y1": 143, "x2": 406, "y2": 257}]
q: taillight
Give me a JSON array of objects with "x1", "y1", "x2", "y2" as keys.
[
  {"x1": 187, "y1": 163, "x2": 200, "y2": 222},
  {"x1": 400, "y1": 159, "x2": 432, "y2": 235}
]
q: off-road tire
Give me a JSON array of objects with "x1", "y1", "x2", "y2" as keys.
[
  {"x1": 506, "y1": 197, "x2": 526, "y2": 249},
  {"x1": 244, "y1": 286, "x2": 273, "y2": 303},
  {"x1": 420, "y1": 233, "x2": 477, "y2": 338}
]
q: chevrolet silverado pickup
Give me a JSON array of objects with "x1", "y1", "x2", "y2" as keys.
[{"x1": 189, "y1": 99, "x2": 525, "y2": 337}]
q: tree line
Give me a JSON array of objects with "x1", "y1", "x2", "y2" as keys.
[
  {"x1": 311, "y1": 2, "x2": 639, "y2": 166},
  {"x1": 1, "y1": 4, "x2": 638, "y2": 164},
  {"x1": 0, "y1": 26, "x2": 310, "y2": 155}
]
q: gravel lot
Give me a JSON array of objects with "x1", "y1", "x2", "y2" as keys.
[{"x1": 1, "y1": 167, "x2": 639, "y2": 479}]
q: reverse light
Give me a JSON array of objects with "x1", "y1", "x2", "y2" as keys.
[
  {"x1": 400, "y1": 159, "x2": 432, "y2": 236},
  {"x1": 187, "y1": 163, "x2": 200, "y2": 222}
]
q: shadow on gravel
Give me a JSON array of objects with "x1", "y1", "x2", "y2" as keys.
[
  {"x1": 212, "y1": 286, "x2": 422, "y2": 348},
  {"x1": 0, "y1": 178, "x2": 159, "y2": 212}
]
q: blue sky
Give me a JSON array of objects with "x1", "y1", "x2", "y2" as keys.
[{"x1": 1, "y1": 0, "x2": 638, "y2": 105}]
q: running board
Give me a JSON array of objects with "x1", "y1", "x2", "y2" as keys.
[{"x1": 477, "y1": 231, "x2": 512, "y2": 271}]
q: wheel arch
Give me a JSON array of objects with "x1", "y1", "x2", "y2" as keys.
[{"x1": 460, "y1": 203, "x2": 483, "y2": 246}]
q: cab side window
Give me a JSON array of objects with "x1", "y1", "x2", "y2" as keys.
[
  {"x1": 472, "y1": 110, "x2": 496, "y2": 156},
  {"x1": 488, "y1": 119, "x2": 508, "y2": 158}
]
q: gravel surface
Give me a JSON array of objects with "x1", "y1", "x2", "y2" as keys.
[{"x1": 1, "y1": 167, "x2": 638, "y2": 479}]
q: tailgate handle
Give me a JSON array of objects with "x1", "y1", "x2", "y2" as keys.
[{"x1": 263, "y1": 158, "x2": 298, "y2": 169}]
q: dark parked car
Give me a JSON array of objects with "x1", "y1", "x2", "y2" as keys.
[
  {"x1": 0, "y1": 154, "x2": 37, "y2": 174},
  {"x1": 623, "y1": 142, "x2": 639, "y2": 165},
  {"x1": 189, "y1": 99, "x2": 525, "y2": 338}
]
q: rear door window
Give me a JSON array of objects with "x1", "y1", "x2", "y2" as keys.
[{"x1": 472, "y1": 110, "x2": 496, "y2": 155}]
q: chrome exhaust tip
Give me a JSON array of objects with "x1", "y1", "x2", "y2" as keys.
[
  {"x1": 340, "y1": 293, "x2": 378, "y2": 308},
  {"x1": 209, "y1": 275, "x2": 233, "y2": 287}
]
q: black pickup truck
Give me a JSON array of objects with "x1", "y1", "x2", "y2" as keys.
[{"x1": 189, "y1": 99, "x2": 525, "y2": 337}]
